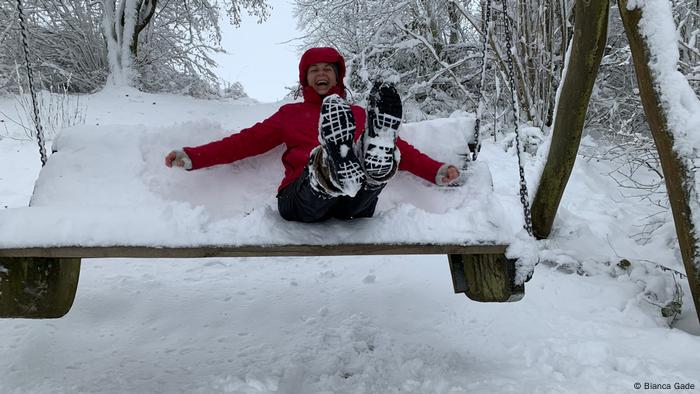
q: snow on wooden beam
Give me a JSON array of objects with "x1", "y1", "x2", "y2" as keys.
[{"x1": 619, "y1": 0, "x2": 700, "y2": 325}]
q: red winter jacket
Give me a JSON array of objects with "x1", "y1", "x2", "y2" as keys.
[{"x1": 184, "y1": 47, "x2": 444, "y2": 192}]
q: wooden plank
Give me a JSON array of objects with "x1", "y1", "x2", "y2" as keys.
[
  {"x1": 0, "y1": 244, "x2": 508, "y2": 259},
  {"x1": 448, "y1": 253, "x2": 524, "y2": 302},
  {"x1": 0, "y1": 257, "x2": 81, "y2": 318}
]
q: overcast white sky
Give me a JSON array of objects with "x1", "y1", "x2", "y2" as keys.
[{"x1": 213, "y1": 0, "x2": 301, "y2": 102}]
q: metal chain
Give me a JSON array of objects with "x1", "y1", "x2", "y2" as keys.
[
  {"x1": 468, "y1": 0, "x2": 493, "y2": 163},
  {"x1": 16, "y1": 0, "x2": 47, "y2": 166},
  {"x1": 501, "y1": 0, "x2": 533, "y2": 236}
]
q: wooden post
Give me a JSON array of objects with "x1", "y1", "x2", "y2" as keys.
[
  {"x1": 619, "y1": 1, "x2": 700, "y2": 324},
  {"x1": 530, "y1": 0, "x2": 609, "y2": 239},
  {"x1": 0, "y1": 257, "x2": 81, "y2": 318},
  {"x1": 448, "y1": 254, "x2": 524, "y2": 302}
]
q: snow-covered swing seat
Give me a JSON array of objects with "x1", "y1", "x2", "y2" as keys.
[
  {"x1": 0, "y1": 0, "x2": 527, "y2": 319},
  {"x1": 0, "y1": 115, "x2": 529, "y2": 318},
  {"x1": 1, "y1": 115, "x2": 514, "y2": 253}
]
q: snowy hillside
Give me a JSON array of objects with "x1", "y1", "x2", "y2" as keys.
[{"x1": 0, "y1": 88, "x2": 699, "y2": 393}]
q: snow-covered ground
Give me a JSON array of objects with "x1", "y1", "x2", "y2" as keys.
[{"x1": 0, "y1": 88, "x2": 699, "y2": 393}]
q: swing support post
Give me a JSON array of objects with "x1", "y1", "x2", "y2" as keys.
[
  {"x1": 619, "y1": 0, "x2": 700, "y2": 325},
  {"x1": 530, "y1": 0, "x2": 609, "y2": 239}
]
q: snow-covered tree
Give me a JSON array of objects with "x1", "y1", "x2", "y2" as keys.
[
  {"x1": 99, "y1": 0, "x2": 270, "y2": 94},
  {"x1": 293, "y1": 0, "x2": 478, "y2": 119},
  {"x1": 674, "y1": 0, "x2": 700, "y2": 91},
  {"x1": 294, "y1": 0, "x2": 570, "y2": 125},
  {"x1": 0, "y1": 0, "x2": 108, "y2": 93},
  {"x1": 582, "y1": 1, "x2": 700, "y2": 219},
  {"x1": 1, "y1": 0, "x2": 268, "y2": 96},
  {"x1": 100, "y1": 0, "x2": 156, "y2": 86}
]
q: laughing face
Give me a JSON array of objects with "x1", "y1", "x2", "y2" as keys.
[{"x1": 306, "y1": 62, "x2": 338, "y2": 96}]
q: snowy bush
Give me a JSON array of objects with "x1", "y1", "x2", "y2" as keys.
[
  {"x1": 0, "y1": 82, "x2": 87, "y2": 140},
  {"x1": 0, "y1": 0, "x2": 108, "y2": 94},
  {"x1": 220, "y1": 81, "x2": 248, "y2": 99}
]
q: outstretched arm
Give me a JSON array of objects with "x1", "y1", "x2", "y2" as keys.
[
  {"x1": 397, "y1": 137, "x2": 463, "y2": 186},
  {"x1": 165, "y1": 108, "x2": 285, "y2": 171}
]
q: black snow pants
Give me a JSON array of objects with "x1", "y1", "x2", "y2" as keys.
[{"x1": 277, "y1": 168, "x2": 385, "y2": 223}]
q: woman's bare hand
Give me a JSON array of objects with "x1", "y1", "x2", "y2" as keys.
[
  {"x1": 441, "y1": 165, "x2": 460, "y2": 184},
  {"x1": 165, "y1": 150, "x2": 186, "y2": 168}
]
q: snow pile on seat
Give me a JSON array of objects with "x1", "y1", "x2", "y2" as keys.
[{"x1": 0, "y1": 114, "x2": 516, "y2": 248}]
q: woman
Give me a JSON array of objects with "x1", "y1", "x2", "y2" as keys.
[{"x1": 165, "y1": 47, "x2": 461, "y2": 222}]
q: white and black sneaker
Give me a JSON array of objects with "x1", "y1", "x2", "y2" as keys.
[
  {"x1": 317, "y1": 94, "x2": 365, "y2": 197},
  {"x1": 362, "y1": 82, "x2": 402, "y2": 181}
]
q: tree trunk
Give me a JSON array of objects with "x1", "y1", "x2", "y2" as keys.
[
  {"x1": 129, "y1": 0, "x2": 157, "y2": 58},
  {"x1": 447, "y1": 2, "x2": 461, "y2": 46},
  {"x1": 419, "y1": 0, "x2": 443, "y2": 56},
  {"x1": 619, "y1": 0, "x2": 700, "y2": 326},
  {"x1": 102, "y1": 0, "x2": 156, "y2": 86},
  {"x1": 531, "y1": 0, "x2": 608, "y2": 239}
]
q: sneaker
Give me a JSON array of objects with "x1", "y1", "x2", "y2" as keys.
[
  {"x1": 362, "y1": 82, "x2": 402, "y2": 181},
  {"x1": 318, "y1": 94, "x2": 364, "y2": 196}
]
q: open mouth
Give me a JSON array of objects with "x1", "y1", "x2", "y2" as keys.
[{"x1": 315, "y1": 80, "x2": 329, "y2": 88}]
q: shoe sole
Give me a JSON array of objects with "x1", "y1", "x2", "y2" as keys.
[
  {"x1": 319, "y1": 95, "x2": 364, "y2": 195},
  {"x1": 364, "y1": 83, "x2": 402, "y2": 179}
]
